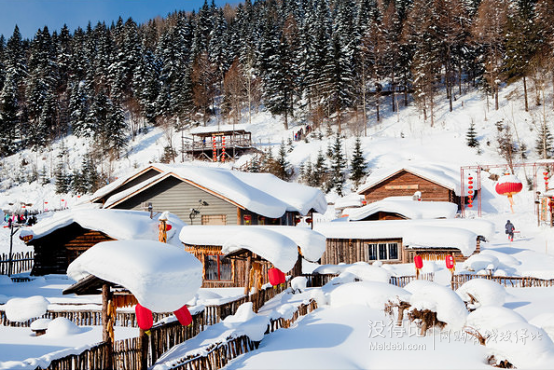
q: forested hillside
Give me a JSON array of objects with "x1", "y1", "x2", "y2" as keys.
[{"x1": 0, "y1": 0, "x2": 553, "y2": 195}]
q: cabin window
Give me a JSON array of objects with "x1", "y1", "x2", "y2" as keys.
[
  {"x1": 367, "y1": 242, "x2": 399, "y2": 261},
  {"x1": 205, "y1": 255, "x2": 232, "y2": 281},
  {"x1": 202, "y1": 214, "x2": 227, "y2": 225}
]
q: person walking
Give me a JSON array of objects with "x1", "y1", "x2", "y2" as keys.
[{"x1": 505, "y1": 220, "x2": 515, "y2": 242}]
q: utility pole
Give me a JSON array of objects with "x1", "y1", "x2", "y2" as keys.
[{"x1": 8, "y1": 222, "x2": 19, "y2": 276}]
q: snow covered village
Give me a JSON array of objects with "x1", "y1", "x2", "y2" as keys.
[{"x1": 3, "y1": 0, "x2": 554, "y2": 369}]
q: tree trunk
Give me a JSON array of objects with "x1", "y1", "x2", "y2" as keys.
[{"x1": 523, "y1": 75, "x2": 529, "y2": 112}]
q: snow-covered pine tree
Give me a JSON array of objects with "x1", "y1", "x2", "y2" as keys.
[
  {"x1": 0, "y1": 72, "x2": 19, "y2": 156},
  {"x1": 311, "y1": 148, "x2": 329, "y2": 191},
  {"x1": 350, "y1": 137, "x2": 367, "y2": 189}
]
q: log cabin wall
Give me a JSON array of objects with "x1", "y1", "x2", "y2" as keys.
[
  {"x1": 360, "y1": 212, "x2": 408, "y2": 221},
  {"x1": 321, "y1": 238, "x2": 405, "y2": 265},
  {"x1": 184, "y1": 244, "x2": 272, "y2": 288},
  {"x1": 360, "y1": 170, "x2": 456, "y2": 204},
  {"x1": 30, "y1": 223, "x2": 114, "y2": 276}
]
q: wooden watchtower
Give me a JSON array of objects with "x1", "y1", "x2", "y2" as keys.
[{"x1": 185, "y1": 125, "x2": 256, "y2": 161}]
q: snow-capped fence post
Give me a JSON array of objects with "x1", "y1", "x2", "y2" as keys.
[{"x1": 101, "y1": 283, "x2": 114, "y2": 370}]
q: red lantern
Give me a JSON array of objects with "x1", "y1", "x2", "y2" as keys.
[
  {"x1": 166, "y1": 224, "x2": 172, "y2": 231},
  {"x1": 495, "y1": 174, "x2": 523, "y2": 212},
  {"x1": 243, "y1": 215, "x2": 252, "y2": 221},
  {"x1": 135, "y1": 303, "x2": 153, "y2": 330},
  {"x1": 268, "y1": 268, "x2": 286, "y2": 286},
  {"x1": 445, "y1": 255, "x2": 455, "y2": 270},
  {"x1": 174, "y1": 305, "x2": 192, "y2": 326},
  {"x1": 305, "y1": 218, "x2": 313, "y2": 224},
  {"x1": 414, "y1": 255, "x2": 423, "y2": 270}
]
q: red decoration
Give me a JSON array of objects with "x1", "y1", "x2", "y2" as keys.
[
  {"x1": 305, "y1": 218, "x2": 313, "y2": 224},
  {"x1": 268, "y1": 268, "x2": 286, "y2": 286},
  {"x1": 135, "y1": 303, "x2": 153, "y2": 330},
  {"x1": 495, "y1": 174, "x2": 523, "y2": 213},
  {"x1": 414, "y1": 255, "x2": 423, "y2": 270},
  {"x1": 445, "y1": 255, "x2": 455, "y2": 270},
  {"x1": 174, "y1": 305, "x2": 192, "y2": 326},
  {"x1": 243, "y1": 215, "x2": 252, "y2": 221},
  {"x1": 166, "y1": 224, "x2": 172, "y2": 231}
]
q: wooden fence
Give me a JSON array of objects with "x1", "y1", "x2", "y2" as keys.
[
  {"x1": 36, "y1": 341, "x2": 111, "y2": 370},
  {"x1": 167, "y1": 300, "x2": 318, "y2": 370},
  {"x1": 0, "y1": 251, "x2": 34, "y2": 275},
  {"x1": 303, "y1": 273, "x2": 435, "y2": 288},
  {"x1": 451, "y1": 274, "x2": 554, "y2": 290},
  {"x1": 0, "y1": 308, "x2": 174, "y2": 328}
]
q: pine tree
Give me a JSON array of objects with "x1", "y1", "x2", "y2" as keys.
[
  {"x1": 55, "y1": 159, "x2": 70, "y2": 194},
  {"x1": 466, "y1": 121, "x2": 479, "y2": 148},
  {"x1": 349, "y1": 137, "x2": 367, "y2": 189},
  {"x1": 330, "y1": 134, "x2": 347, "y2": 195},
  {"x1": 536, "y1": 123, "x2": 554, "y2": 159},
  {"x1": 311, "y1": 148, "x2": 329, "y2": 190},
  {"x1": 276, "y1": 141, "x2": 293, "y2": 180}
]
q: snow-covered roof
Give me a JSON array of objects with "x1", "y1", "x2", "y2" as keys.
[
  {"x1": 190, "y1": 123, "x2": 252, "y2": 135},
  {"x1": 357, "y1": 163, "x2": 479, "y2": 197},
  {"x1": 67, "y1": 240, "x2": 203, "y2": 312},
  {"x1": 19, "y1": 209, "x2": 186, "y2": 247},
  {"x1": 90, "y1": 164, "x2": 162, "y2": 203},
  {"x1": 314, "y1": 219, "x2": 495, "y2": 256},
  {"x1": 333, "y1": 193, "x2": 365, "y2": 210},
  {"x1": 179, "y1": 225, "x2": 327, "y2": 268},
  {"x1": 99, "y1": 164, "x2": 326, "y2": 217},
  {"x1": 344, "y1": 197, "x2": 458, "y2": 220}
]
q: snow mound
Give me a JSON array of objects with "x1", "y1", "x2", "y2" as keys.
[
  {"x1": 30, "y1": 318, "x2": 52, "y2": 331},
  {"x1": 529, "y1": 313, "x2": 554, "y2": 342},
  {"x1": 480, "y1": 250, "x2": 521, "y2": 268},
  {"x1": 45, "y1": 317, "x2": 83, "y2": 337},
  {"x1": 0, "y1": 275, "x2": 13, "y2": 285},
  {"x1": 465, "y1": 306, "x2": 527, "y2": 336},
  {"x1": 408, "y1": 281, "x2": 468, "y2": 330},
  {"x1": 462, "y1": 253, "x2": 499, "y2": 272},
  {"x1": 342, "y1": 263, "x2": 391, "y2": 283},
  {"x1": 4, "y1": 296, "x2": 50, "y2": 322},
  {"x1": 291, "y1": 276, "x2": 307, "y2": 293},
  {"x1": 67, "y1": 240, "x2": 203, "y2": 312},
  {"x1": 403, "y1": 279, "x2": 437, "y2": 294},
  {"x1": 456, "y1": 279, "x2": 506, "y2": 309},
  {"x1": 329, "y1": 282, "x2": 411, "y2": 310},
  {"x1": 486, "y1": 322, "x2": 554, "y2": 369}
]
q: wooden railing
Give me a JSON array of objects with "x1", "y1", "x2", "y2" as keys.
[
  {"x1": 0, "y1": 251, "x2": 34, "y2": 275},
  {"x1": 303, "y1": 273, "x2": 435, "y2": 288},
  {"x1": 36, "y1": 341, "x2": 111, "y2": 370},
  {"x1": 451, "y1": 274, "x2": 554, "y2": 290}
]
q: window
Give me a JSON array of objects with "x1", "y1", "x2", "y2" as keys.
[
  {"x1": 201, "y1": 214, "x2": 227, "y2": 225},
  {"x1": 367, "y1": 242, "x2": 399, "y2": 261},
  {"x1": 205, "y1": 255, "x2": 232, "y2": 281}
]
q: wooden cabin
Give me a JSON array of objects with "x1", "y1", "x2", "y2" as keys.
[
  {"x1": 357, "y1": 165, "x2": 478, "y2": 209},
  {"x1": 26, "y1": 223, "x2": 114, "y2": 275},
  {"x1": 180, "y1": 225, "x2": 323, "y2": 288},
  {"x1": 94, "y1": 164, "x2": 327, "y2": 228},
  {"x1": 20, "y1": 209, "x2": 185, "y2": 276},
  {"x1": 314, "y1": 219, "x2": 494, "y2": 266}
]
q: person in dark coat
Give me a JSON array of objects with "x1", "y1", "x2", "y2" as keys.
[{"x1": 505, "y1": 220, "x2": 515, "y2": 242}]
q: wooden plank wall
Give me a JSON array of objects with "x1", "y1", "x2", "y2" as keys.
[
  {"x1": 360, "y1": 171, "x2": 455, "y2": 204},
  {"x1": 321, "y1": 238, "x2": 404, "y2": 265}
]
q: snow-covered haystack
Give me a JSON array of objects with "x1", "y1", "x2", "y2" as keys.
[
  {"x1": 405, "y1": 281, "x2": 468, "y2": 334},
  {"x1": 328, "y1": 281, "x2": 410, "y2": 310},
  {"x1": 462, "y1": 253, "x2": 499, "y2": 272},
  {"x1": 67, "y1": 240, "x2": 203, "y2": 312},
  {"x1": 4, "y1": 296, "x2": 50, "y2": 322},
  {"x1": 456, "y1": 279, "x2": 506, "y2": 310}
]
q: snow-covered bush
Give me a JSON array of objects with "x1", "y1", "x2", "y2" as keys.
[
  {"x1": 465, "y1": 306, "x2": 527, "y2": 345},
  {"x1": 456, "y1": 279, "x2": 506, "y2": 310},
  {"x1": 406, "y1": 281, "x2": 468, "y2": 334}
]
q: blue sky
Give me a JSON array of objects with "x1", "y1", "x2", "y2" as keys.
[{"x1": 0, "y1": 0, "x2": 238, "y2": 39}]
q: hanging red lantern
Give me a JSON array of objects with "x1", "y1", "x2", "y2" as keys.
[
  {"x1": 243, "y1": 215, "x2": 252, "y2": 221},
  {"x1": 414, "y1": 255, "x2": 423, "y2": 270},
  {"x1": 445, "y1": 255, "x2": 455, "y2": 270},
  {"x1": 305, "y1": 218, "x2": 313, "y2": 224},
  {"x1": 495, "y1": 174, "x2": 523, "y2": 213},
  {"x1": 135, "y1": 303, "x2": 153, "y2": 330},
  {"x1": 166, "y1": 224, "x2": 172, "y2": 231},
  {"x1": 268, "y1": 268, "x2": 286, "y2": 286},
  {"x1": 173, "y1": 305, "x2": 192, "y2": 326}
]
